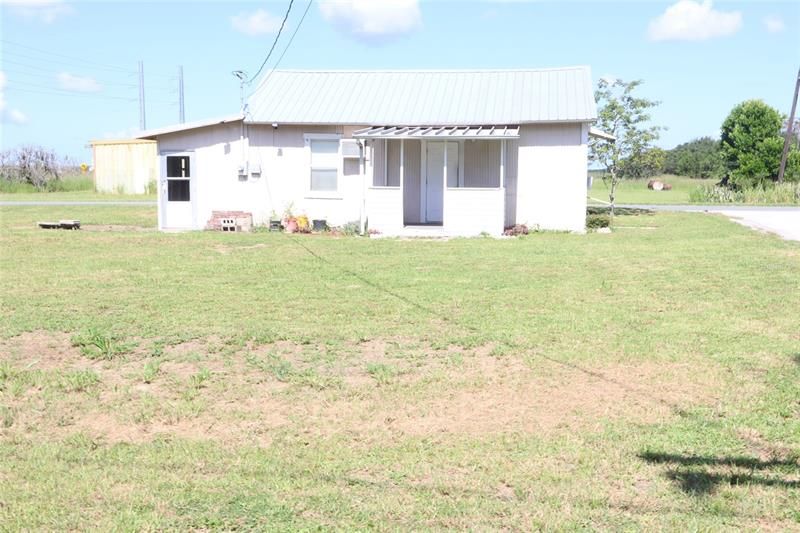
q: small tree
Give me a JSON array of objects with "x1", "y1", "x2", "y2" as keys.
[
  {"x1": 720, "y1": 100, "x2": 784, "y2": 188},
  {"x1": 664, "y1": 137, "x2": 725, "y2": 179},
  {"x1": 619, "y1": 147, "x2": 666, "y2": 179},
  {"x1": 590, "y1": 79, "x2": 662, "y2": 215},
  {"x1": 0, "y1": 146, "x2": 61, "y2": 190}
]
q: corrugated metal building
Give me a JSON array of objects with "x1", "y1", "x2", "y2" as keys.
[{"x1": 91, "y1": 139, "x2": 158, "y2": 194}]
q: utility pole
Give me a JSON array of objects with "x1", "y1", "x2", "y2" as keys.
[
  {"x1": 138, "y1": 60, "x2": 146, "y2": 130},
  {"x1": 178, "y1": 65, "x2": 185, "y2": 124},
  {"x1": 777, "y1": 66, "x2": 800, "y2": 183},
  {"x1": 232, "y1": 70, "x2": 247, "y2": 113}
]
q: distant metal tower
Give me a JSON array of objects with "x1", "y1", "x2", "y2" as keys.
[
  {"x1": 178, "y1": 65, "x2": 185, "y2": 124},
  {"x1": 138, "y1": 60, "x2": 146, "y2": 130}
]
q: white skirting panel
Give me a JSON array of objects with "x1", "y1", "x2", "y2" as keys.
[
  {"x1": 443, "y1": 188, "x2": 505, "y2": 236},
  {"x1": 365, "y1": 187, "x2": 403, "y2": 234}
]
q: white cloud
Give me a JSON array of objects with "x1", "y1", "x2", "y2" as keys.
[
  {"x1": 7, "y1": 109, "x2": 28, "y2": 124},
  {"x1": 763, "y1": 15, "x2": 785, "y2": 34},
  {"x1": 1, "y1": 0, "x2": 73, "y2": 24},
  {"x1": 231, "y1": 9, "x2": 283, "y2": 36},
  {"x1": 0, "y1": 71, "x2": 28, "y2": 124},
  {"x1": 648, "y1": 0, "x2": 742, "y2": 42},
  {"x1": 57, "y1": 72, "x2": 102, "y2": 93},
  {"x1": 319, "y1": 0, "x2": 422, "y2": 43}
]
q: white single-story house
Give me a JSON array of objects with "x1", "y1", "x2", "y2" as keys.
[{"x1": 137, "y1": 67, "x2": 607, "y2": 236}]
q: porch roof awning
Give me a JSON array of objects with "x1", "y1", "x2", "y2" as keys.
[{"x1": 353, "y1": 125, "x2": 520, "y2": 140}]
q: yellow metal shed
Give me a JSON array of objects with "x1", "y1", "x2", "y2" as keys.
[{"x1": 90, "y1": 139, "x2": 158, "y2": 194}]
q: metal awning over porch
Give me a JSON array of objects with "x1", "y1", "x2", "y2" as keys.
[{"x1": 353, "y1": 125, "x2": 520, "y2": 140}]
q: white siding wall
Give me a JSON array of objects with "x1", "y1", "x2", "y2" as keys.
[
  {"x1": 444, "y1": 188, "x2": 505, "y2": 236},
  {"x1": 156, "y1": 122, "x2": 368, "y2": 229},
  {"x1": 154, "y1": 120, "x2": 588, "y2": 235},
  {"x1": 157, "y1": 122, "x2": 247, "y2": 229},
  {"x1": 504, "y1": 140, "x2": 519, "y2": 227},
  {"x1": 248, "y1": 124, "x2": 365, "y2": 227},
  {"x1": 366, "y1": 187, "x2": 403, "y2": 233},
  {"x1": 515, "y1": 123, "x2": 588, "y2": 232}
]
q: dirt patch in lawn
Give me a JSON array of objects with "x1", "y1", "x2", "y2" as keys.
[
  {"x1": 0, "y1": 331, "x2": 84, "y2": 370},
  {"x1": 305, "y1": 355, "x2": 723, "y2": 440},
  {"x1": 1, "y1": 333, "x2": 729, "y2": 446}
]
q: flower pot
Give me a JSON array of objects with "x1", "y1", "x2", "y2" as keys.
[{"x1": 312, "y1": 219, "x2": 327, "y2": 232}]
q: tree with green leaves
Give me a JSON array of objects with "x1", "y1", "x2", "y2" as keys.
[
  {"x1": 619, "y1": 147, "x2": 666, "y2": 179},
  {"x1": 664, "y1": 137, "x2": 725, "y2": 179},
  {"x1": 589, "y1": 79, "x2": 662, "y2": 214},
  {"x1": 720, "y1": 100, "x2": 785, "y2": 187}
]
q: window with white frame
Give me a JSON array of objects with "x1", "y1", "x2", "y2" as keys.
[{"x1": 308, "y1": 137, "x2": 340, "y2": 192}]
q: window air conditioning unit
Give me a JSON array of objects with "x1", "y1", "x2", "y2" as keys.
[{"x1": 341, "y1": 139, "x2": 361, "y2": 159}]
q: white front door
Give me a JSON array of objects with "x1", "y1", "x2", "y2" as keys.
[
  {"x1": 424, "y1": 142, "x2": 458, "y2": 224},
  {"x1": 161, "y1": 153, "x2": 193, "y2": 229}
]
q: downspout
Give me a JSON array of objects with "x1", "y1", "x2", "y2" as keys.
[{"x1": 359, "y1": 139, "x2": 367, "y2": 235}]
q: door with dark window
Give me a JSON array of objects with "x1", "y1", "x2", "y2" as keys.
[{"x1": 161, "y1": 153, "x2": 194, "y2": 229}]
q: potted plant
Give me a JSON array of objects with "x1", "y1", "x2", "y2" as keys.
[
  {"x1": 296, "y1": 214, "x2": 310, "y2": 233},
  {"x1": 282, "y1": 204, "x2": 298, "y2": 233}
]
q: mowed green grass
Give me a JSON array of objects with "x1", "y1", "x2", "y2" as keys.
[
  {"x1": 589, "y1": 174, "x2": 717, "y2": 205},
  {"x1": 0, "y1": 191, "x2": 156, "y2": 202},
  {"x1": 0, "y1": 204, "x2": 798, "y2": 530}
]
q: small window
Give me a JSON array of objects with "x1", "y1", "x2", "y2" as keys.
[
  {"x1": 166, "y1": 155, "x2": 190, "y2": 178},
  {"x1": 167, "y1": 180, "x2": 190, "y2": 201},
  {"x1": 309, "y1": 138, "x2": 339, "y2": 192}
]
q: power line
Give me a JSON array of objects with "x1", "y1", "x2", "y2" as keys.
[
  {"x1": 1, "y1": 48, "x2": 137, "y2": 74},
  {"x1": 246, "y1": 0, "x2": 295, "y2": 85},
  {"x1": 1, "y1": 58, "x2": 132, "y2": 77},
  {"x1": 2, "y1": 39, "x2": 137, "y2": 73},
  {"x1": 3, "y1": 69, "x2": 138, "y2": 88},
  {"x1": 248, "y1": 0, "x2": 313, "y2": 116},
  {"x1": 7, "y1": 79, "x2": 135, "y2": 96},
  {"x1": 5, "y1": 86, "x2": 138, "y2": 101}
]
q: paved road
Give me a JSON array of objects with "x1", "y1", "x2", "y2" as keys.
[
  {"x1": 0, "y1": 201, "x2": 156, "y2": 206},
  {"x1": 618, "y1": 204, "x2": 800, "y2": 242}
]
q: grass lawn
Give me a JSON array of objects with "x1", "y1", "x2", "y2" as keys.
[
  {"x1": 0, "y1": 191, "x2": 156, "y2": 202},
  {"x1": 589, "y1": 174, "x2": 716, "y2": 205},
  {"x1": 0, "y1": 204, "x2": 798, "y2": 529}
]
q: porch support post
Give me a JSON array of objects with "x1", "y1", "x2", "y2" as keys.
[
  {"x1": 443, "y1": 141, "x2": 448, "y2": 188},
  {"x1": 383, "y1": 139, "x2": 388, "y2": 187},
  {"x1": 360, "y1": 140, "x2": 369, "y2": 235},
  {"x1": 443, "y1": 141, "x2": 448, "y2": 225},
  {"x1": 500, "y1": 139, "x2": 506, "y2": 188},
  {"x1": 400, "y1": 139, "x2": 405, "y2": 227}
]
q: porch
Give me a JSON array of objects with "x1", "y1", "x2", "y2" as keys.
[{"x1": 354, "y1": 126, "x2": 519, "y2": 237}]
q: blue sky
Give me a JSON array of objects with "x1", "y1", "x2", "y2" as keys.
[{"x1": 1, "y1": 0, "x2": 798, "y2": 162}]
